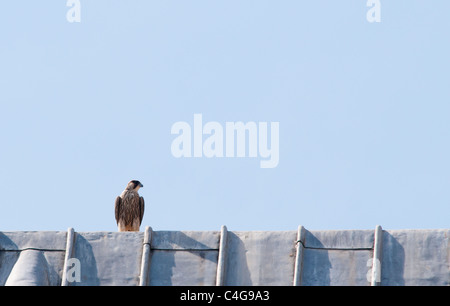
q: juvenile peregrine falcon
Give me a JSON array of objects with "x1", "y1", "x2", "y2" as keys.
[{"x1": 115, "y1": 180, "x2": 145, "y2": 232}]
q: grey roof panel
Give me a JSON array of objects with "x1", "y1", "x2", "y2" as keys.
[
  {"x1": 225, "y1": 231, "x2": 297, "y2": 286},
  {"x1": 0, "y1": 227, "x2": 449, "y2": 286},
  {"x1": 381, "y1": 229, "x2": 450, "y2": 286},
  {"x1": 72, "y1": 232, "x2": 144, "y2": 286}
]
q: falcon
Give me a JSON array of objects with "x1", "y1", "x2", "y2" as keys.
[{"x1": 115, "y1": 180, "x2": 145, "y2": 232}]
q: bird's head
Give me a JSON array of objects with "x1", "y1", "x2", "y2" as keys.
[{"x1": 127, "y1": 180, "x2": 144, "y2": 191}]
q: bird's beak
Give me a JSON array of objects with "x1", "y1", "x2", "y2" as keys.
[{"x1": 140, "y1": 183, "x2": 144, "y2": 188}]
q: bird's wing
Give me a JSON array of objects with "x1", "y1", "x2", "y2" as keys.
[
  {"x1": 115, "y1": 196, "x2": 122, "y2": 224},
  {"x1": 139, "y1": 196, "x2": 145, "y2": 225}
]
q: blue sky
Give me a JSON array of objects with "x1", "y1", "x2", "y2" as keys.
[{"x1": 0, "y1": 1, "x2": 449, "y2": 232}]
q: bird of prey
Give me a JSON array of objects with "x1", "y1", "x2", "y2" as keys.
[{"x1": 115, "y1": 180, "x2": 145, "y2": 232}]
